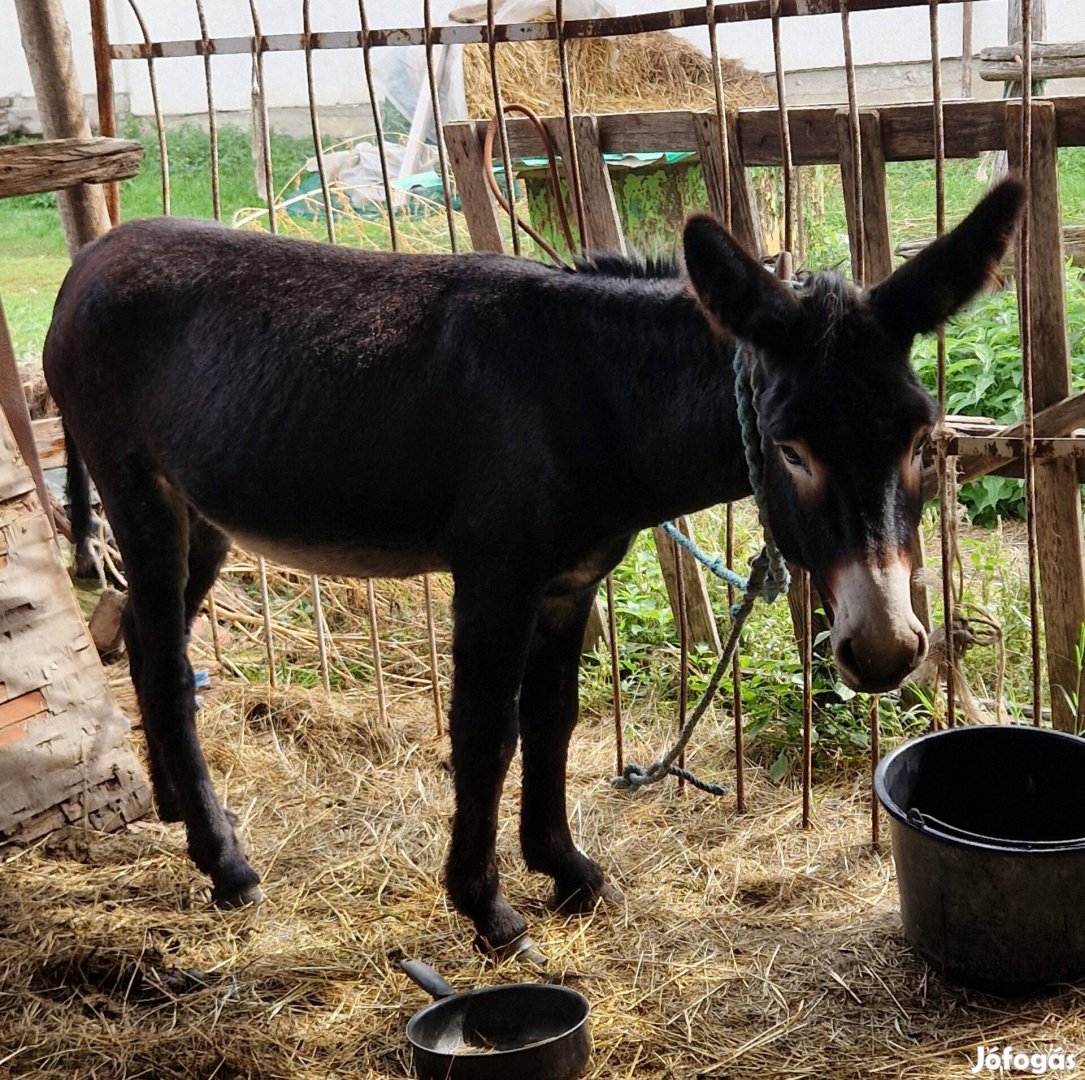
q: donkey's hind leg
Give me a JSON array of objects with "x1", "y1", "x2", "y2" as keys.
[
  {"x1": 122, "y1": 511, "x2": 230, "y2": 824},
  {"x1": 108, "y1": 471, "x2": 260, "y2": 906},
  {"x1": 519, "y1": 580, "x2": 618, "y2": 911}
]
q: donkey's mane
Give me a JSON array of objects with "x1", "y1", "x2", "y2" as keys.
[{"x1": 572, "y1": 251, "x2": 681, "y2": 281}]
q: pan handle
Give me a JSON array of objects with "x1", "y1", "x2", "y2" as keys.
[{"x1": 399, "y1": 959, "x2": 456, "y2": 1000}]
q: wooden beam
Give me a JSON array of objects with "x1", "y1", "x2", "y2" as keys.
[
  {"x1": 1008, "y1": 100, "x2": 1084, "y2": 732},
  {"x1": 954, "y1": 389, "x2": 1085, "y2": 485},
  {"x1": 0, "y1": 137, "x2": 142, "y2": 200},
  {"x1": 466, "y1": 96, "x2": 1085, "y2": 168},
  {"x1": 980, "y1": 42, "x2": 1085, "y2": 82}
]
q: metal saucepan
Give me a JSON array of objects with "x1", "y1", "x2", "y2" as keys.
[{"x1": 399, "y1": 959, "x2": 591, "y2": 1080}]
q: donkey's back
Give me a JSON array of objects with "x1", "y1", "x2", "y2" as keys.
[{"x1": 45, "y1": 218, "x2": 648, "y2": 580}]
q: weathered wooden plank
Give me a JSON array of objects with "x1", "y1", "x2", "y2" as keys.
[
  {"x1": 653, "y1": 520, "x2": 722, "y2": 652},
  {"x1": 0, "y1": 137, "x2": 142, "y2": 200},
  {"x1": 468, "y1": 96, "x2": 1085, "y2": 168},
  {"x1": 835, "y1": 108, "x2": 893, "y2": 283},
  {"x1": 1007, "y1": 100, "x2": 1085, "y2": 732},
  {"x1": 32, "y1": 416, "x2": 65, "y2": 472},
  {"x1": 691, "y1": 112, "x2": 765, "y2": 258},
  {"x1": 444, "y1": 122, "x2": 505, "y2": 253},
  {"x1": 543, "y1": 115, "x2": 624, "y2": 252},
  {"x1": 980, "y1": 41, "x2": 1085, "y2": 82},
  {"x1": 956, "y1": 388, "x2": 1085, "y2": 485}
]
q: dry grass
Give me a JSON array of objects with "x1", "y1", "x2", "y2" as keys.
[
  {"x1": 464, "y1": 32, "x2": 774, "y2": 119},
  {"x1": 3, "y1": 655, "x2": 1085, "y2": 1078}
]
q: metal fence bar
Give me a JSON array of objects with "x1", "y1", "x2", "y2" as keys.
[
  {"x1": 1018, "y1": 0, "x2": 1043, "y2": 726},
  {"x1": 107, "y1": 0, "x2": 990, "y2": 60},
  {"x1": 125, "y1": 0, "x2": 168, "y2": 215}
]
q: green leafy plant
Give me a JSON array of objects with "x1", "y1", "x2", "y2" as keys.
[{"x1": 912, "y1": 270, "x2": 1085, "y2": 525}]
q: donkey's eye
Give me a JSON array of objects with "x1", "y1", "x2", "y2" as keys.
[
  {"x1": 912, "y1": 432, "x2": 931, "y2": 458},
  {"x1": 778, "y1": 443, "x2": 808, "y2": 471}
]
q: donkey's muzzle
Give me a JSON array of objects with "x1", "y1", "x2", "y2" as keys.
[{"x1": 827, "y1": 556, "x2": 928, "y2": 693}]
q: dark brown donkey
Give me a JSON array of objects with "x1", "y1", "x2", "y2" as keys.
[{"x1": 44, "y1": 178, "x2": 1024, "y2": 955}]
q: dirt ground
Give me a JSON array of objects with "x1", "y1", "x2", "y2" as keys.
[{"x1": 1, "y1": 669, "x2": 1084, "y2": 1080}]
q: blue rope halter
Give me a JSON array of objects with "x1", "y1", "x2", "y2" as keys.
[{"x1": 612, "y1": 340, "x2": 790, "y2": 795}]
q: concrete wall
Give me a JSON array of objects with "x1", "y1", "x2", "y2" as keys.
[{"x1": 2, "y1": 0, "x2": 1084, "y2": 131}]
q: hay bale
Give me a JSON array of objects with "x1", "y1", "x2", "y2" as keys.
[{"x1": 464, "y1": 31, "x2": 774, "y2": 119}]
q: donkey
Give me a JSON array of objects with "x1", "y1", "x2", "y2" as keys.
[{"x1": 44, "y1": 178, "x2": 1024, "y2": 955}]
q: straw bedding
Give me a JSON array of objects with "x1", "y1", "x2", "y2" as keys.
[{"x1": 3, "y1": 626, "x2": 1084, "y2": 1078}]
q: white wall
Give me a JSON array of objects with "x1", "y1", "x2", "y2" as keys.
[{"x1": 2, "y1": 0, "x2": 1083, "y2": 119}]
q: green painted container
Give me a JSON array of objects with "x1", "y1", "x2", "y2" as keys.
[{"x1": 518, "y1": 152, "x2": 707, "y2": 257}]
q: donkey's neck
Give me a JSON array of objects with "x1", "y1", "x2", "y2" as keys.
[{"x1": 561, "y1": 279, "x2": 754, "y2": 531}]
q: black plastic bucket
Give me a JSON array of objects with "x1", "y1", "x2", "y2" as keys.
[{"x1": 875, "y1": 725, "x2": 1085, "y2": 992}]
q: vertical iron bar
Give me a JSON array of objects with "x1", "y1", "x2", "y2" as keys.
[
  {"x1": 126, "y1": 0, "x2": 169, "y2": 215},
  {"x1": 248, "y1": 0, "x2": 276, "y2": 234},
  {"x1": 421, "y1": 0, "x2": 452, "y2": 737},
  {"x1": 727, "y1": 504, "x2": 744, "y2": 811},
  {"x1": 303, "y1": 0, "x2": 337, "y2": 244},
  {"x1": 1019, "y1": 0, "x2": 1043, "y2": 725},
  {"x1": 358, "y1": 1, "x2": 398, "y2": 248},
  {"x1": 930, "y1": 0, "x2": 957, "y2": 729},
  {"x1": 769, "y1": 0, "x2": 794, "y2": 253},
  {"x1": 870, "y1": 695, "x2": 880, "y2": 846},
  {"x1": 486, "y1": 0, "x2": 520, "y2": 253},
  {"x1": 607, "y1": 573, "x2": 624, "y2": 777},
  {"x1": 248, "y1": 0, "x2": 277, "y2": 685},
  {"x1": 555, "y1": 0, "x2": 587, "y2": 251},
  {"x1": 673, "y1": 531, "x2": 689, "y2": 794},
  {"x1": 840, "y1": 0, "x2": 865, "y2": 283},
  {"x1": 194, "y1": 0, "x2": 220, "y2": 221},
  {"x1": 705, "y1": 0, "x2": 732, "y2": 230},
  {"x1": 424, "y1": 0, "x2": 458, "y2": 252},
  {"x1": 801, "y1": 569, "x2": 813, "y2": 829}
]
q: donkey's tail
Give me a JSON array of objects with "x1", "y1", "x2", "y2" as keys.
[{"x1": 64, "y1": 422, "x2": 99, "y2": 580}]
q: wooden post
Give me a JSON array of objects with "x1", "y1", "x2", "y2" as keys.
[
  {"x1": 1007, "y1": 100, "x2": 1085, "y2": 732},
  {"x1": 692, "y1": 110, "x2": 765, "y2": 259},
  {"x1": 14, "y1": 0, "x2": 111, "y2": 257},
  {"x1": 961, "y1": 2, "x2": 974, "y2": 97},
  {"x1": 444, "y1": 121, "x2": 505, "y2": 253},
  {"x1": 835, "y1": 109, "x2": 893, "y2": 284}
]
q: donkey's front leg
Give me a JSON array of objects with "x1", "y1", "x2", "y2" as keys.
[
  {"x1": 519, "y1": 583, "x2": 618, "y2": 911},
  {"x1": 445, "y1": 567, "x2": 540, "y2": 954}
]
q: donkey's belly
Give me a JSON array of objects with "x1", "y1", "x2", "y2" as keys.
[{"x1": 226, "y1": 528, "x2": 449, "y2": 579}]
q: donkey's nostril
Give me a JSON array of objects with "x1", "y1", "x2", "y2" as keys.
[
  {"x1": 837, "y1": 636, "x2": 858, "y2": 678},
  {"x1": 912, "y1": 627, "x2": 929, "y2": 668}
]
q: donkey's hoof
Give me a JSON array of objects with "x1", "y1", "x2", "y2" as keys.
[
  {"x1": 212, "y1": 879, "x2": 264, "y2": 909},
  {"x1": 553, "y1": 877, "x2": 623, "y2": 914},
  {"x1": 475, "y1": 932, "x2": 547, "y2": 968}
]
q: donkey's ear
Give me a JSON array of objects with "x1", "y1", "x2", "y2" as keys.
[
  {"x1": 869, "y1": 177, "x2": 1025, "y2": 340},
  {"x1": 683, "y1": 214, "x2": 800, "y2": 353}
]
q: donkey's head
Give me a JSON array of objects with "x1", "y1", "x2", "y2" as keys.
[{"x1": 684, "y1": 178, "x2": 1025, "y2": 692}]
